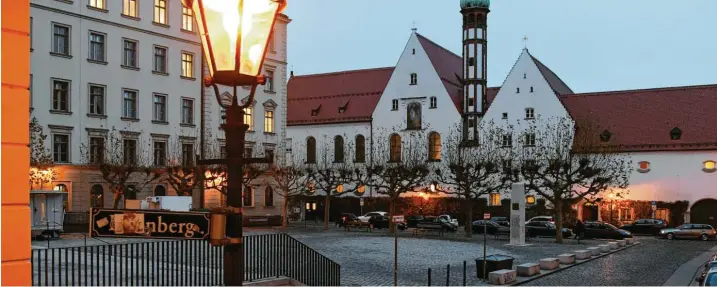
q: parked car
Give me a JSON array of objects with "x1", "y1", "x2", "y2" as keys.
[
  {"x1": 369, "y1": 215, "x2": 407, "y2": 230},
  {"x1": 336, "y1": 213, "x2": 360, "y2": 228},
  {"x1": 417, "y1": 216, "x2": 457, "y2": 232},
  {"x1": 358, "y1": 211, "x2": 387, "y2": 223},
  {"x1": 697, "y1": 255, "x2": 717, "y2": 285},
  {"x1": 527, "y1": 216, "x2": 554, "y2": 224},
  {"x1": 490, "y1": 217, "x2": 510, "y2": 227},
  {"x1": 471, "y1": 220, "x2": 508, "y2": 234},
  {"x1": 659, "y1": 224, "x2": 716, "y2": 241},
  {"x1": 583, "y1": 221, "x2": 632, "y2": 239},
  {"x1": 526, "y1": 221, "x2": 573, "y2": 238},
  {"x1": 620, "y1": 219, "x2": 668, "y2": 235},
  {"x1": 701, "y1": 266, "x2": 717, "y2": 286},
  {"x1": 439, "y1": 215, "x2": 459, "y2": 229},
  {"x1": 406, "y1": 215, "x2": 425, "y2": 228}
]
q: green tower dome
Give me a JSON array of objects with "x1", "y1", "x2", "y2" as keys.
[{"x1": 460, "y1": 0, "x2": 490, "y2": 9}]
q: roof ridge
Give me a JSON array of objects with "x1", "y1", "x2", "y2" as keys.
[
  {"x1": 288, "y1": 92, "x2": 383, "y2": 101},
  {"x1": 416, "y1": 33, "x2": 461, "y2": 60},
  {"x1": 290, "y1": 67, "x2": 394, "y2": 79},
  {"x1": 562, "y1": 84, "x2": 717, "y2": 98}
]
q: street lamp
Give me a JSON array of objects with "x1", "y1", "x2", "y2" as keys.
[{"x1": 183, "y1": 0, "x2": 286, "y2": 286}]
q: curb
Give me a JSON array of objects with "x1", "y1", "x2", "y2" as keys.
[{"x1": 511, "y1": 241, "x2": 642, "y2": 286}]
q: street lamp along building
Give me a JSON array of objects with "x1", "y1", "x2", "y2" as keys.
[{"x1": 286, "y1": 0, "x2": 717, "y2": 227}]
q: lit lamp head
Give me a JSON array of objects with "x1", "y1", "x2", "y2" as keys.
[
  {"x1": 182, "y1": 0, "x2": 287, "y2": 86},
  {"x1": 526, "y1": 195, "x2": 536, "y2": 205},
  {"x1": 336, "y1": 184, "x2": 344, "y2": 193},
  {"x1": 356, "y1": 185, "x2": 366, "y2": 195}
]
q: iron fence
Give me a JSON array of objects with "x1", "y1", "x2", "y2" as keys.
[{"x1": 32, "y1": 233, "x2": 341, "y2": 286}]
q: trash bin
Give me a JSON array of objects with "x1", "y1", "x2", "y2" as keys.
[{"x1": 475, "y1": 254, "x2": 515, "y2": 279}]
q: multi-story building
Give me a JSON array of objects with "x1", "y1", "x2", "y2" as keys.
[{"x1": 287, "y1": 0, "x2": 717, "y2": 226}]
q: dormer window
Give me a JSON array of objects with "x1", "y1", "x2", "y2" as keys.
[
  {"x1": 525, "y1": 108, "x2": 534, "y2": 119},
  {"x1": 637, "y1": 161, "x2": 650, "y2": 173},
  {"x1": 703, "y1": 160, "x2": 716, "y2": 173},
  {"x1": 410, "y1": 73, "x2": 418, "y2": 85},
  {"x1": 670, "y1": 127, "x2": 682, "y2": 140},
  {"x1": 391, "y1": 99, "x2": 399, "y2": 111},
  {"x1": 600, "y1": 130, "x2": 612, "y2": 142},
  {"x1": 429, "y1": 97, "x2": 437, "y2": 109},
  {"x1": 311, "y1": 105, "x2": 321, "y2": 116},
  {"x1": 338, "y1": 101, "x2": 349, "y2": 114}
]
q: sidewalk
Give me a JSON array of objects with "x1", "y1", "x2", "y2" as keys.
[{"x1": 663, "y1": 245, "x2": 717, "y2": 286}]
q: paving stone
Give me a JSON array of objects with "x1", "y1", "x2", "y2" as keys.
[
  {"x1": 574, "y1": 250, "x2": 591, "y2": 260},
  {"x1": 587, "y1": 247, "x2": 601, "y2": 256},
  {"x1": 488, "y1": 269, "x2": 516, "y2": 285},
  {"x1": 558, "y1": 254, "x2": 576, "y2": 264},
  {"x1": 539, "y1": 258, "x2": 559, "y2": 270},
  {"x1": 516, "y1": 263, "x2": 540, "y2": 277}
]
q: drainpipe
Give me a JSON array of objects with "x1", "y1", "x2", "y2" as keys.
[
  {"x1": 369, "y1": 119, "x2": 374, "y2": 199},
  {"x1": 199, "y1": 55, "x2": 206, "y2": 208}
]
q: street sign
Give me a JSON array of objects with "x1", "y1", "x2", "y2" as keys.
[
  {"x1": 360, "y1": 197, "x2": 364, "y2": 206},
  {"x1": 392, "y1": 215, "x2": 405, "y2": 223},
  {"x1": 90, "y1": 208, "x2": 210, "y2": 240},
  {"x1": 483, "y1": 213, "x2": 490, "y2": 220}
]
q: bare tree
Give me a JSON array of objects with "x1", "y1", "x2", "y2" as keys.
[
  {"x1": 358, "y1": 127, "x2": 430, "y2": 231},
  {"x1": 28, "y1": 117, "x2": 58, "y2": 190},
  {"x1": 434, "y1": 121, "x2": 513, "y2": 237},
  {"x1": 203, "y1": 138, "x2": 270, "y2": 206},
  {"x1": 80, "y1": 128, "x2": 161, "y2": 209},
  {"x1": 265, "y1": 142, "x2": 310, "y2": 228},
  {"x1": 515, "y1": 117, "x2": 632, "y2": 243},
  {"x1": 302, "y1": 134, "x2": 364, "y2": 231},
  {"x1": 164, "y1": 136, "x2": 203, "y2": 196}
]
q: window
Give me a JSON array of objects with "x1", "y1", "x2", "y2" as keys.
[
  {"x1": 468, "y1": 118, "x2": 476, "y2": 128},
  {"x1": 220, "y1": 146, "x2": 227, "y2": 158},
  {"x1": 181, "y1": 98, "x2": 194, "y2": 124},
  {"x1": 124, "y1": 185, "x2": 138, "y2": 200},
  {"x1": 89, "y1": 0, "x2": 105, "y2": 10},
  {"x1": 704, "y1": 160, "x2": 716, "y2": 173},
  {"x1": 525, "y1": 108, "x2": 535, "y2": 119},
  {"x1": 181, "y1": 4, "x2": 193, "y2": 31},
  {"x1": 355, "y1": 135, "x2": 366, "y2": 163},
  {"x1": 428, "y1": 132, "x2": 441, "y2": 161},
  {"x1": 123, "y1": 0, "x2": 138, "y2": 17},
  {"x1": 502, "y1": 112, "x2": 508, "y2": 119},
  {"x1": 637, "y1": 161, "x2": 650, "y2": 173},
  {"x1": 468, "y1": 98, "x2": 475, "y2": 107},
  {"x1": 391, "y1": 99, "x2": 399, "y2": 111},
  {"x1": 154, "y1": 185, "x2": 166, "y2": 196},
  {"x1": 52, "y1": 24, "x2": 70, "y2": 55},
  {"x1": 406, "y1": 102, "x2": 422, "y2": 130},
  {"x1": 242, "y1": 107, "x2": 253, "y2": 130},
  {"x1": 89, "y1": 137, "x2": 104, "y2": 164},
  {"x1": 52, "y1": 80, "x2": 70, "y2": 112},
  {"x1": 670, "y1": 127, "x2": 682, "y2": 140},
  {"x1": 153, "y1": 141, "x2": 166, "y2": 166},
  {"x1": 516, "y1": 87, "x2": 520, "y2": 93},
  {"x1": 264, "y1": 70, "x2": 274, "y2": 92},
  {"x1": 412, "y1": 48, "x2": 415, "y2": 55},
  {"x1": 122, "y1": 90, "x2": 137, "y2": 119},
  {"x1": 306, "y1": 137, "x2": 316, "y2": 163},
  {"x1": 53, "y1": 134, "x2": 69, "y2": 163},
  {"x1": 243, "y1": 185, "x2": 253, "y2": 207},
  {"x1": 153, "y1": 94, "x2": 167, "y2": 122},
  {"x1": 265, "y1": 148, "x2": 274, "y2": 159},
  {"x1": 153, "y1": 46, "x2": 167, "y2": 73},
  {"x1": 429, "y1": 97, "x2": 437, "y2": 109},
  {"x1": 524, "y1": 133, "x2": 536, "y2": 147},
  {"x1": 182, "y1": 143, "x2": 194, "y2": 166},
  {"x1": 123, "y1": 39, "x2": 138, "y2": 68},
  {"x1": 90, "y1": 184, "x2": 104, "y2": 208},
  {"x1": 264, "y1": 110, "x2": 274, "y2": 133},
  {"x1": 530, "y1": 86, "x2": 534, "y2": 93},
  {"x1": 181, "y1": 52, "x2": 194, "y2": 78},
  {"x1": 489, "y1": 193, "x2": 501, "y2": 206},
  {"x1": 523, "y1": 73, "x2": 527, "y2": 79},
  {"x1": 264, "y1": 186, "x2": 274, "y2": 207},
  {"x1": 620, "y1": 208, "x2": 633, "y2": 221},
  {"x1": 89, "y1": 85, "x2": 105, "y2": 115},
  {"x1": 123, "y1": 139, "x2": 137, "y2": 165},
  {"x1": 389, "y1": 134, "x2": 401, "y2": 162},
  {"x1": 468, "y1": 57, "x2": 475, "y2": 66},
  {"x1": 245, "y1": 147, "x2": 254, "y2": 158},
  {"x1": 502, "y1": 134, "x2": 512, "y2": 147},
  {"x1": 410, "y1": 73, "x2": 417, "y2": 85},
  {"x1": 153, "y1": 0, "x2": 167, "y2": 25},
  {"x1": 334, "y1": 136, "x2": 344, "y2": 163},
  {"x1": 600, "y1": 130, "x2": 612, "y2": 142}
]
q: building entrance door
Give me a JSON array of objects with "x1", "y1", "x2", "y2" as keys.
[
  {"x1": 582, "y1": 203, "x2": 599, "y2": 221},
  {"x1": 691, "y1": 199, "x2": 717, "y2": 227}
]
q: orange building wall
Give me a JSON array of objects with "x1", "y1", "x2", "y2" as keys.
[{"x1": 1, "y1": 0, "x2": 32, "y2": 285}]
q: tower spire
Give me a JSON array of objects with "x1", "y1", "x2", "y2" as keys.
[{"x1": 411, "y1": 21, "x2": 417, "y2": 33}]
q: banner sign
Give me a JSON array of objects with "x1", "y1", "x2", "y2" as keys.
[{"x1": 89, "y1": 208, "x2": 211, "y2": 240}]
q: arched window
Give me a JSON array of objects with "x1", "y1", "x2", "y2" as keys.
[
  {"x1": 264, "y1": 186, "x2": 274, "y2": 207},
  {"x1": 154, "y1": 185, "x2": 166, "y2": 196},
  {"x1": 90, "y1": 184, "x2": 104, "y2": 208},
  {"x1": 243, "y1": 185, "x2": 253, "y2": 207},
  {"x1": 355, "y1": 135, "x2": 366, "y2": 163},
  {"x1": 124, "y1": 185, "x2": 137, "y2": 200},
  {"x1": 428, "y1": 132, "x2": 441, "y2": 161},
  {"x1": 306, "y1": 137, "x2": 316, "y2": 163},
  {"x1": 389, "y1": 134, "x2": 402, "y2": 162},
  {"x1": 334, "y1": 135, "x2": 344, "y2": 163}
]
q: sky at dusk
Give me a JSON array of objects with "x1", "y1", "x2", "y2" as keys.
[{"x1": 284, "y1": 0, "x2": 716, "y2": 93}]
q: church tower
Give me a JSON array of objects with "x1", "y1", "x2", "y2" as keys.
[{"x1": 460, "y1": 0, "x2": 490, "y2": 143}]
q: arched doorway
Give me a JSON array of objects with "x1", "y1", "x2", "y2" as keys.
[
  {"x1": 690, "y1": 198, "x2": 717, "y2": 227},
  {"x1": 581, "y1": 202, "x2": 599, "y2": 221}
]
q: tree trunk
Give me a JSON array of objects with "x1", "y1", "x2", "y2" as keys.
[
  {"x1": 389, "y1": 198, "x2": 396, "y2": 233},
  {"x1": 112, "y1": 188, "x2": 122, "y2": 209},
  {"x1": 324, "y1": 195, "x2": 330, "y2": 231},
  {"x1": 465, "y1": 199, "x2": 473, "y2": 238},
  {"x1": 282, "y1": 194, "x2": 288, "y2": 229},
  {"x1": 554, "y1": 199, "x2": 564, "y2": 243}
]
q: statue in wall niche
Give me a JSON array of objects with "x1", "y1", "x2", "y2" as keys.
[{"x1": 406, "y1": 102, "x2": 422, "y2": 130}]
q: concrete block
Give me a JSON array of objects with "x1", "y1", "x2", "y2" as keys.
[
  {"x1": 608, "y1": 242, "x2": 619, "y2": 250},
  {"x1": 587, "y1": 247, "x2": 601, "y2": 256},
  {"x1": 575, "y1": 250, "x2": 591, "y2": 260},
  {"x1": 616, "y1": 240, "x2": 626, "y2": 247},
  {"x1": 488, "y1": 269, "x2": 517, "y2": 285},
  {"x1": 625, "y1": 238, "x2": 634, "y2": 245},
  {"x1": 599, "y1": 244, "x2": 611, "y2": 252},
  {"x1": 558, "y1": 253, "x2": 576, "y2": 264},
  {"x1": 539, "y1": 258, "x2": 560, "y2": 270},
  {"x1": 516, "y1": 263, "x2": 540, "y2": 277}
]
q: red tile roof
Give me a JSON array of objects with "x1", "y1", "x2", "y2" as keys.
[
  {"x1": 416, "y1": 33, "x2": 465, "y2": 112},
  {"x1": 287, "y1": 67, "x2": 394, "y2": 126},
  {"x1": 561, "y1": 84, "x2": 717, "y2": 151}
]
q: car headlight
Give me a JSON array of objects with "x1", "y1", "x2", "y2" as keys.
[{"x1": 660, "y1": 230, "x2": 666, "y2": 234}]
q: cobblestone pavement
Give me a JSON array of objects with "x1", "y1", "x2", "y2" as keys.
[{"x1": 525, "y1": 237, "x2": 717, "y2": 286}]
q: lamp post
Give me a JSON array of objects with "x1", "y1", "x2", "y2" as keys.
[{"x1": 183, "y1": 0, "x2": 286, "y2": 286}]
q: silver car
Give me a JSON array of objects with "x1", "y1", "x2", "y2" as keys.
[{"x1": 659, "y1": 224, "x2": 716, "y2": 241}]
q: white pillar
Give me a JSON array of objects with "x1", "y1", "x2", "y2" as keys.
[{"x1": 510, "y1": 183, "x2": 526, "y2": 245}]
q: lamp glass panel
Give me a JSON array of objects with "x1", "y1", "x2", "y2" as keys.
[{"x1": 238, "y1": 0, "x2": 278, "y2": 76}]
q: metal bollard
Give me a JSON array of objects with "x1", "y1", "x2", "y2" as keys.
[
  {"x1": 463, "y1": 261, "x2": 467, "y2": 286},
  {"x1": 446, "y1": 264, "x2": 450, "y2": 286},
  {"x1": 428, "y1": 268, "x2": 432, "y2": 286}
]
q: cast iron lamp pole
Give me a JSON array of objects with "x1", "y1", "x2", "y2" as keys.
[{"x1": 183, "y1": 0, "x2": 287, "y2": 286}]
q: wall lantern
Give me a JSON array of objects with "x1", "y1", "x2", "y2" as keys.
[
  {"x1": 182, "y1": 0, "x2": 286, "y2": 86},
  {"x1": 336, "y1": 184, "x2": 344, "y2": 193},
  {"x1": 526, "y1": 195, "x2": 536, "y2": 205},
  {"x1": 703, "y1": 160, "x2": 716, "y2": 173}
]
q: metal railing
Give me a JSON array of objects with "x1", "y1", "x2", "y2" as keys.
[{"x1": 32, "y1": 233, "x2": 341, "y2": 286}]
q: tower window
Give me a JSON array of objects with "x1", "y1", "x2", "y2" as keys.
[
  {"x1": 468, "y1": 57, "x2": 476, "y2": 67},
  {"x1": 516, "y1": 87, "x2": 520, "y2": 94},
  {"x1": 468, "y1": 98, "x2": 475, "y2": 107},
  {"x1": 410, "y1": 73, "x2": 418, "y2": 85},
  {"x1": 429, "y1": 97, "x2": 437, "y2": 109},
  {"x1": 502, "y1": 113, "x2": 508, "y2": 119},
  {"x1": 391, "y1": 99, "x2": 399, "y2": 111},
  {"x1": 468, "y1": 118, "x2": 476, "y2": 128}
]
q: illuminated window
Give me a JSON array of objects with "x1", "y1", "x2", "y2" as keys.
[
  {"x1": 264, "y1": 110, "x2": 274, "y2": 133},
  {"x1": 637, "y1": 161, "x2": 650, "y2": 173},
  {"x1": 123, "y1": 0, "x2": 138, "y2": 17},
  {"x1": 489, "y1": 193, "x2": 501, "y2": 206},
  {"x1": 89, "y1": 0, "x2": 105, "y2": 10},
  {"x1": 243, "y1": 186, "x2": 253, "y2": 207},
  {"x1": 153, "y1": 0, "x2": 167, "y2": 25},
  {"x1": 181, "y1": 52, "x2": 194, "y2": 78},
  {"x1": 704, "y1": 160, "x2": 716, "y2": 173},
  {"x1": 389, "y1": 134, "x2": 401, "y2": 162},
  {"x1": 243, "y1": 107, "x2": 253, "y2": 130},
  {"x1": 428, "y1": 132, "x2": 441, "y2": 161},
  {"x1": 182, "y1": 4, "x2": 193, "y2": 31}
]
